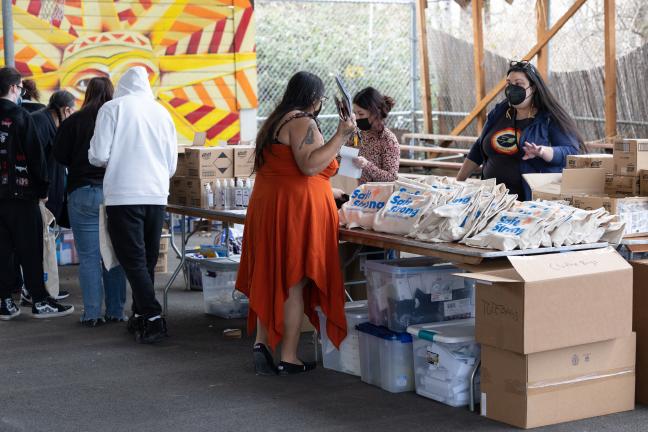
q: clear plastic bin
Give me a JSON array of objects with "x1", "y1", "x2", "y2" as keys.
[
  {"x1": 407, "y1": 319, "x2": 480, "y2": 407},
  {"x1": 357, "y1": 322, "x2": 414, "y2": 393},
  {"x1": 200, "y1": 256, "x2": 249, "y2": 318},
  {"x1": 317, "y1": 301, "x2": 368, "y2": 376},
  {"x1": 365, "y1": 257, "x2": 474, "y2": 332}
]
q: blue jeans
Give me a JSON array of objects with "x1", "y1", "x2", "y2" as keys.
[{"x1": 68, "y1": 185, "x2": 127, "y2": 321}]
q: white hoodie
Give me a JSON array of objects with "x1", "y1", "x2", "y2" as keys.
[{"x1": 89, "y1": 66, "x2": 177, "y2": 205}]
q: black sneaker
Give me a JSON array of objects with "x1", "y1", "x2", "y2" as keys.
[
  {"x1": 136, "y1": 317, "x2": 168, "y2": 344},
  {"x1": 0, "y1": 298, "x2": 21, "y2": 321},
  {"x1": 81, "y1": 318, "x2": 105, "y2": 328},
  {"x1": 32, "y1": 297, "x2": 74, "y2": 319},
  {"x1": 23, "y1": 288, "x2": 70, "y2": 306},
  {"x1": 126, "y1": 314, "x2": 144, "y2": 334}
]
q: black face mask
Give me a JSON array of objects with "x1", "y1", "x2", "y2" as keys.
[
  {"x1": 356, "y1": 118, "x2": 372, "y2": 131},
  {"x1": 505, "y1": 84, "x2": 530, "y2": 106}
]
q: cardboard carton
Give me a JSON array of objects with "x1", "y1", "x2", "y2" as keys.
[
  {"x1": 159, "y1": 229, "x2": 169, "y2": 254},
  {"x1": 233, "y1": 145, "x2": 256, "y2": 178},
  {"x1": 154, "y1": 252, "x2": 168, "y2": 273},
  {"x1": 523, "y1": 168, "x2": 606, "y2": 202},
  {"x1": 571, "y1": 196, "x2": 648, "y2": 237},
  {"x1": 481, "y1": 334, "x2": 636, "y2": 429},
  {"x1": 169, "y1": 176, "x2": 187, "y2": 205},
  {"x1": 459, "y1": 247, "x2": 632, "y2": 354},
  {"x1": 175, "y1": 153, "x2": 188, "y2": 177},
  {"x1": 640, "y1": 170, "x2": 648, "y2": 197},
  {"x1": 631, "y1": 261, "x2": 648, "y2": 405},
  {"x1": 604, "y1": 174, "x2": 640, "y2": 197},
  {"x1": 185, "y1": 146, "x2": 234, "y2": 178},
  {"x1": 566, "y1": 154, "x2": 613, "y2": 173},
  {"x1": 614, "y1": 139, "x2": 648, "y2": 176}
]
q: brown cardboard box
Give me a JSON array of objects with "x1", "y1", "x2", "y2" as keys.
[
  {"x1": 175, "y1": 153, "x2": 188, "y2": 177},
  {"x1": 481, "y1": 334, "x2": 636, "y2": 429},
  {"x1": 459, "y1": 247, "x2": 632, "y2": 354},
  {"x1": 640, "y1": 170, "x2": 648, "y2": 196},
  {"x1": 154, "y1": 252, "x2": 168, "y2": 273},
  {"x1": 614, "y1": 139, "x2": 648, "y2": 176},
  {"x1": 184, "y1": 177, "x2": 215, "y2": 208},
  {"x1": 159, "y1": 229, "x2": 169, "y2": 253},
  {"x1": 572, "y1": 196, "x2": 648, "y2": 237},
  {"x1": 523, "y1": 168, "x2": 606, "y2": 202},
  {"x1": 233, "y1": 145, "x2": 256, "y2": 178},
  {"x1": 169, "y1": 176, "x2": 187, "y2": 205},
  {"x1": 185, "y1": 146, "x2": 234, "y2": 178},
  {"x1": 632, "y1": 261, "x2": 648, "y2": 404},
  {"x1": 604, "y1": 174, "x2": 640, "y2": 197},
  {"x1": 567, "y1": 154, "x2": 613, "y2": 173}
]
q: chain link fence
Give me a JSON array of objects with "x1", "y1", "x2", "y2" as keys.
[{"x1": 256, "y1": 0, "x2": 418, "y2": 138}]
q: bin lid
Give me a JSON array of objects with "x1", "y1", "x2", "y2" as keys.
[
  {"x1": 198, "y1": 255, "x2": 241, "y2": 271},
  {"x1": 364, "y1": 257, "x2": 457, "y2": 275},
  {"x1": 315, "y1": 301, "x2": 369, "y2": 319},
  {"x1": 356, "y1": 322, "x2": 412, "y2": 343},
  {"x1": 406, "y1": 319, "x2": 475, "y2": 344}
]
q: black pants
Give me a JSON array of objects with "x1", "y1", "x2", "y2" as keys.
[
  {"x1": 106, "y1": 205, "x2": 164, "y2": 318},
  {"x1": 0, "y1": 199, "x2": 48, "y2": 302}
]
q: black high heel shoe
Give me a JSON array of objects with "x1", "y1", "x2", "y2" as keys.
[
  {"x1": 253, "y1": 343, "x2": 278, "y2": 376},
  {"x1": 277, "y1": 360, "x2": 317, "y2": 376}
]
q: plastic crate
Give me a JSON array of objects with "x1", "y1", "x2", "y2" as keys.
[
  {"x1": 200, "y1": 256, "x2": 248, "y2": 318},
  {"x1": 317, "y1": 301, "x2": 368, "y2": 376}
]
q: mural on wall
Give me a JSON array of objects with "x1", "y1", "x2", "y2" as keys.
[{"x1": 1, "y1": 0, "x2": 257, "y2": 145}]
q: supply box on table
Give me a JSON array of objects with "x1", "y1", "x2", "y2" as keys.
[
  {"x1": 523, "y1": 168, "x2": 606, "y2": 203},
  {"x1": 185, "y1": 146, "x2": 234, "y2": 178},
  {"x1": 357, "y1": 322, "x2": 414, "y2": 393},
  {"x1": 407, "y1": 319, "x2": 480, "y2": 407},
  {"x1": 566, "y1": 154, "x2": 613, "y2": 173},
  {"x1": 233, "y1": 145, "x2": 256, "y2": 178},
  {"x1": 199, "y1": 256, "x2": 248, "y2": 318},
  {"x1": 317, "y1": 301, "x2": 368, "y2": 376},
  {"x1": 631, "y1": 260, "x2": 648, "y2": 405},
  {"x1": 613, "y1": 139, "x2": 648, "y2": 177},
  {"x1": 365, "y1": 257, "x2": 474, "y2": 333},
  {"x1": 458, "y1": 247, "x2": 632, "y2": 355},
  {"x1": 480, "y1": 334, "x2": 636, "y2": 429}
]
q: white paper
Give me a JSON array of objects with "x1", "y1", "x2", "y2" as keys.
[{"x1": 338, "y1": 146, "x2": 362, "y2": 179}]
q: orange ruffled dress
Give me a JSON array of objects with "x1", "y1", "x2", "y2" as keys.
[{"x1": 236, "y1": 144, "x2": 347, "y2": 349}]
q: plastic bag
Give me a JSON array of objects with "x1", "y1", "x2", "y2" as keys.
[
  {"x1": 40, "y1": 202, "x2": 59, "y2": 297},
  {"x1": 99, "y1": 204, "x2": 120, "y2": 271},
  {"x1": 373, "y1": 191, "x2": 434, "y2": 235},
  {"x1": 338, "y1": 182, "x2": 394, "y2": 230},
  {"x1": 464, "y1": 211, "x2": 546, "y2": 251}
]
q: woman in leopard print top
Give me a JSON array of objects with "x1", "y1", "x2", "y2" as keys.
[{"x1": 352, "y1": 87, "x2": 400, "y2": 184}]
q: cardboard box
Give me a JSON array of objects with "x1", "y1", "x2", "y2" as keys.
[
  {"x1": 604, "y1": 174, "x2": 640, "y2": 197},
  {"x1": 460, "y1": 247, "x2": 632, "y2": 354},
  {"x1": 523, "y1": 168, "x2": 606, "y2": 202},
  {"x1": 159, "y1": 229, "x2": 169, "y2": 253},
  {"x1": 481, "y1": 334, "x2": 636, "y2": 429},
  {"x1": 233, "y1": 145, "x2": 256, "y2": 178},
  {"x1": 640, "y1": 170, "x2": 648, "y2": 196},
  {"x1": 175, "y1": 153, "x2": 188, "y2": 177},
  {"x1": 154, "y1": 252, "x2": 168, "y2": 273},
  {"x1": 632, "y1": 261, "x2": 648, "y2": 405},
  {"x1": 184, "y1": 177, "x2": 214, "y2": 208},
  {"x1": 614, "y1": 139, "x2": 648, "y2": 176},
  {"x1": 572, "y1": 196, "x2": 648, "y2": 237},
  {"x1": 567, "y1": 154, "x2": 613, "y2": 173},
  {"x1": 185, "y1": 146, "x2": 234, "y2": 178}
]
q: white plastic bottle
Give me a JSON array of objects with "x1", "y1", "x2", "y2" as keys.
[
  {"x1": 235, "y1": 178, "x2": 244, "y2": 208},
  {"x1": 242, "y1": 178, "x2": 250, "y2": 208},
  {"x1": 228, "y1": 178, "x2": 236, "y2": 209},
  {"x1": 213, "y1": 179, "x2": 222, "y2": 210},
  {"x1": 204, "y1": 182, "x2": 214, "y2": 209},
  {"x1": 220, "y1": 179, "x2": 229, "y2": 210}
]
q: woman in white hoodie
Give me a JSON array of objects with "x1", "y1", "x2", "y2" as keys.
[{"x1": 89, "y1": 66, "x2": 177, "y2": 344}]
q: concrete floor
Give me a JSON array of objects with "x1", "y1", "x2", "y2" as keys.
[{"x1": 2, "y1": 258, "x2": 648, "y2": 432}]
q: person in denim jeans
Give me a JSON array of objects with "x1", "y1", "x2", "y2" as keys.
[{"x1": 53, "y1": 77, "x2": 126, "y2": 327}]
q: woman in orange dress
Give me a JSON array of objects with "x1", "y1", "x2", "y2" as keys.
[{"x1": 236, "y1": 71, "x2": 356, "y2": 375}]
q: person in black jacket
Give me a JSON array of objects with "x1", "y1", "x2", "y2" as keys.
[
  {"x1": 54, "y1": 77, "x2": 127, "y2": 327},
  {"x1": 0, "y1": 67, "x2": 74, "y2": 320}
]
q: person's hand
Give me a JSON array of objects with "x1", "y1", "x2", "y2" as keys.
[
  {"x1": 332, "y1": 188, "x2": 345, "y2": 199},
  {"x1": 353, "y1": 156, "x2": 368, "y2": 169},
  {"x1": 522, "y1": 141, "x2": 544, "y2": 160},
  {"x1": 336, "y1": 113, "x2": 356, "y2": 139}
]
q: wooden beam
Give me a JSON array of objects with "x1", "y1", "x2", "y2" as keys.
[
  {"x1": 536, "y1": 0, "x2": 550, "y2": 79},
  {"x1": 400, "y1": 145, "x2": 469, "y2": 155},
  {"x1": 472, "y1": 0, "x2": 486, "y2": 131},
  {"x1": 415, "y1": 0, "x2": 433, "y2": 133},
  {"x1": 401, "y1": 133, "x2": 478, "y2": 142},
  {"x1": 450, "y1": 0, "x2": 588, "y2": 137},
  {"x1": 604, "y1": 0, "x2": 617, "y2": 138},
  {"x1": 400, "y1": 159, "x2": 463, "y2": 169}
]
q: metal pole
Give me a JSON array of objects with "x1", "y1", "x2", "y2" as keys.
[
  {"x1": 2, "y1": 0, "x2": 14, "y2": 67},
  {"x1": 410, "y1": 1, "x2": 418, "y2": 135}
]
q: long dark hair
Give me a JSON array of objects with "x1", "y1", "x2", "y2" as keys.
[
  {"x1": 22, "y1": 79, "x2": 40, "y2": 102},
  {"x1": 255, "y1": 71, "x2": 325, "y2": 169},
  {"x1": 47, "y1": 90, "x2": 75, "y2": 126},
  {"x1": 353, "y1": 87, "x2": 395, "y2": 126},
  {"x1": 507, "y1": 62, "x2": 584, "y2": 149},
  {"x1": 81, "y1": 77, "x2": 114, "y2": 119}
]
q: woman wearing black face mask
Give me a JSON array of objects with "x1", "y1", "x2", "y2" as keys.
[
  {"x1": 457, "y1": 60, "x2": 582, "y2": 200},
  {"x1": 351, "y1": 87, "x2": 400, "y2": 184}
]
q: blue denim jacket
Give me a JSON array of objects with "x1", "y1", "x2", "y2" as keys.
[{"x1": 466, "y1": 101, "x2": 580, "y2": 200}]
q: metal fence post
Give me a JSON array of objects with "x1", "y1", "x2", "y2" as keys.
[{"x1": 2, "y1": 0, "x2": 15, "y2": 67}]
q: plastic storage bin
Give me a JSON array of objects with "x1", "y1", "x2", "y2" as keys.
[
  {"x1": 407, "y1": 319, "x2": 480, "y2": 407},
  {"x1": 200, "y1": 256, "x2": 248, "y2": 318},
  {"x1": 365, "y1": 257, "x2": 474, "y2": 332},
  {"x1": 317, "y1": 301, "x2": 368, "y2": 376},
  {"x1": 357, "y1": 322, "x2": 414, "y2": 393}
]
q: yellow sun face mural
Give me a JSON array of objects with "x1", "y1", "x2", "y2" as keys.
[{"x1": 1, "y1": 0, "x2": 257, "y2": 145}]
